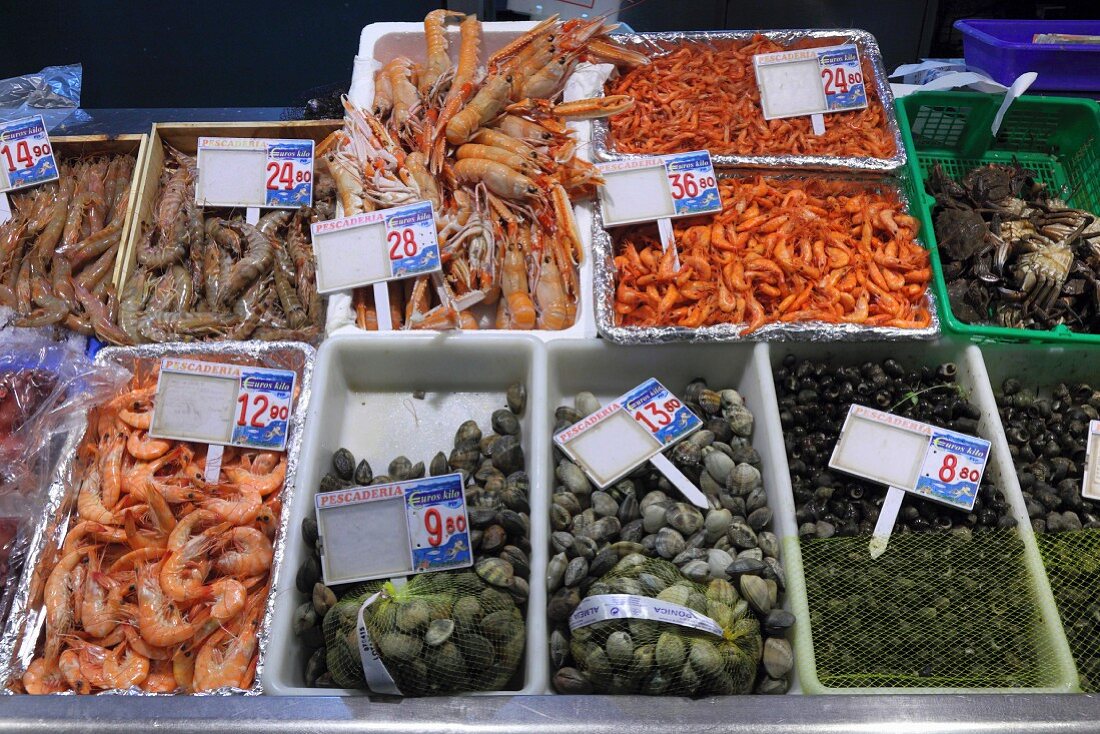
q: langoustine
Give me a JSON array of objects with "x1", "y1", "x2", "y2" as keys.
[
  {"x1": 0, "y1": 154, "x2": 136, "y2": 343},
  {"x1": 611, "y1": 176, "x2": 931, "y2": 335},
  {"x1": 323, "y1": 11, "x2": 639, "y2": 332},
  {"x1": 18, "y1": 363, "x2": 293, "y2": 694}
]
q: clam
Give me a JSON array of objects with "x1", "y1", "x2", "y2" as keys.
[
  {"x1": 703, "y1": 451, "x2": 735, "y2": 485},
  {"x1": 332, "y1": 448, "x2": 355, "y2": 480},
  {"x1": 575, "y1": 391, "x2": 601, "y2": 417},
  {"x1": 763, "y1": 637, "x2": 794, "y2": 678},
  {"x1": 706, "y1": 548, "x2": 734, "y2": 580},
  {"x1": 681, "y1": 559, "x2": 710, "y2": 583},
  {"x1": 704, "y1": 508, "x2": 733, "y2": 543},
  {"x1": 591, "y1": 491, "x2": 618, "y2": 518},
  {"x1": 763, "y1": 609, "x2": 795, "y2": 636},
  {"x1": 550, "y1": 628, "x2": 570, "y2": 669},
  {"x1": 727, "y1": 406, "x2": 754, "y2": 437},
  {"x1": 476, "y1": 557, "x2": 515, "y2": 588},
  {"x1": 353, "y1": 459, "x2": 373, "y2": 485},
  {"x1": 655, "y1": 632, "x2": 687, "y2": 673},
  {"x1": 548, "y1": 587, "x2": 581, "y2": 622},
  {"x1": 554, "y1": 667, "x2": 592, "y2": 694},
  {"x1": 556, "y1": 405, "x2": 584, "y2": 425},
  {"x1": 500, "y1": 545, "x2": 530, "y2": 578},
  {"x1": 698, "y1": 389, "x2": 722, "y2": 415},
  {"x1": 557, "y1": 460, "x2": 592, "y2": 495},
  {"x1": 492, "y1": 408, "x2": 520, "y2": 437},
  {"x1": 740, "y1": 574, "x2": 771, "y2": 615},
  {"x1": 455, "y1": 420, "x2": 482, "y2": 447},
  {"x1": 666, "y1": 503, "x2": 704, "y2": 536},
  {"x1": 551, "y1": 503, "x2": 572, "y2": 531},
  {"x1": 747, "y1": 506, "x2": 773, "y2": 531},
  {"x1": 312, "y1": 583, "x2": 337, "y2": 617},
  {"x1": 605, "y1": 630, "x2": 634, "y2": 668},
  {"x1": 727, "y1": 463, "x2": 761, "y2": 495},
  {"x1": 507, "y1": 382, "x2": 527, "y2": 415},
  {"x1": 670, "y1": 441, "x2": 702, "y2": 467},
  {"x1": 585, "y1": 646, "x2": 612, "y2": 679},
  {"x1": 425, "y1": 618, "x2": 455, "y2": 647},
  {"x1": 565, "y1": 556, "x2": 589, "y2": 587},
  {"x1": 642, "y1": 504, "x2": 667, "y2": 534},
  {"x1": 428, "y1": 452, "x2": 449, "y2": 477},
  {"x1": 638, "y1": 572, "x2": 668, "y2": 595},
  {"x1": 706, "y1": 577, "x2": 737, "y2": 606},
  {"x1": 689, "y1": 638, "x2": 723, "y2": 677},
  {"x1": 301, "y1": 516, "x2": 319, "y2": 546},
  {"x1": 305, "y1": 647, "x2": 327, "y2": 686},
  {"x1": 570, "y1": 535, "x2": 598, "y2": 560},
  {"x1": 293, "y1": 601, "x2": 317, "y2": 635},
  {"x1": 728, "y1": 522, "x2": 758, "y2": 550},
  {"x1": 378, "y1": 632, "x2": 422, "y2": 663},
  {"x1": 589, "y1": 547, "x2": 618, "y2": 578},
  {"x1": 655, "y1": 527, "x2": 686, "y2": 559},
  {"x1": 396, "y1": 598, "x2": 431, "y2": 633},
  {"x1": 656, "y1": 584, "x2": 690, "y2": 606},
  {"x1": 296, "y1": 555, "x2": 320, "y2": 594},
  {"x1": 491, "y1": 435, "x2": 524, "y2": 474},
  {"x1": 453, "y1": 596, "x2": 483, "y2": 629}
]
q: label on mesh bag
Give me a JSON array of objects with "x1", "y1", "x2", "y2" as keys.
[
  {"x1": 568, "y1": 594, "x2": 724, "y2": 638},
  {"x1": 356, "y1": 591, "x2": 403, "y2": 695}
]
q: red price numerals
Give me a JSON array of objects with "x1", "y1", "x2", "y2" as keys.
[
  {"x1": 387, "y1": 227, "x2": 419, "y2": 260},
  {"x1": 236, "y1": 393, "x2": 289, "y2": 428},
  {"x1": 821, "y1": 67, "x2": 862, "y2": 96},
  {"x1": 668, "y1": 172, "x2": 716, "y2": 200},
  {"x1": 938, "y1": 453, "x2": 979, "y2": 483},
  {"x1": 424, "y1": 508, "x2": 467, "y2": 547},
  {"x1": 634, "y1": 398, "x2": 683, "y2": 433},
  {"x1": 265, "y1": 161, "x2": 311, "y2": 190},
  {"x1": 1, "y1": 140, "x2": 50, "y2": 172}
]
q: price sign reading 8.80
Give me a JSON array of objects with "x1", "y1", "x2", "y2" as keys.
[{"x1": 914, "y1": 430, "x2": 989, "y2": 511}]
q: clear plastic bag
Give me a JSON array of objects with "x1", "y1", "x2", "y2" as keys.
[
  {"x1": 0, "y1": 330, "x2": 130, "y2": 626},
  {"x1": 0, "y1": 64, "x2": 90, "y2": 131}
]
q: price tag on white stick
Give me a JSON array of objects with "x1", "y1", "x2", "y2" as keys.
[
  {"x1": 149, "y1": 358, "x2": 296, "y2": 452},
  {"x1": 314, "y1": 473, "x2": 473, "y2": 585},
  {"x1": 554, "y1": 379, "x2": 707, "y2": 508},
  {"x1": 196, "y1": 136, "x2": 314, "y2": 209},
  {"x1": 1081, "y1": 420, "x2": 1100, "y2": 501},
  {"x1": 829, "y1": 404, "x2": 991, "y2": 557},
  {"x1": 754, "y1": 44, "x2": 868, "y2": 126},
  {"x1": 0, "y1": 115, "x2": 59, "y2": 194},
  {"x1": 597, "y1": 150, "x2": 722, "y2": 227},
  {"x1": 310, "y1": 199, "x2": 441, "y2": 294}
]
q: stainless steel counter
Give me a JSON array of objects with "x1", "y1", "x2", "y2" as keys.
[{"x1": 1, "y1": 694, "x2": 1099, "y2": 733}]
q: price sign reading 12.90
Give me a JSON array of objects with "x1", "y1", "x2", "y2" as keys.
[
  {"x1": 0, "y1": 115, "x2": 59, "y2": 193},
  {"x1": 554, "y1": 378, "x2": 703, "y2": 488},
  {"x1": 149, "y1": 358, "x2": 296, "y2": 452}
]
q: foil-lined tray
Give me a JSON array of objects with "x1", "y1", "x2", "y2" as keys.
[
  {"x1": 593, "y1": 172, "x2": 940, "y2": 344},
  {"x1": 592, "y1": 29, "x2": 906, "y2": 174},
  {"x1": 0, "y1": 341, "x2": 316, "y2": 695}
]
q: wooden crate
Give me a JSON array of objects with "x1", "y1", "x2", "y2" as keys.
[
  {"x1": 29, "y1": 133, "x2": 147, "y2": 290},
  {"x1": 119, "y1": 120, "x2": 341, "y2": 291}
]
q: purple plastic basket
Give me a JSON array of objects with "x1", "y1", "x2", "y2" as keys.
[{"x1": 955, "y1": 19, "x2": 1100, "y2": 92}]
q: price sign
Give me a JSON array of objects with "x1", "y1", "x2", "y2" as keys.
[
  {"x1": 314, "y1": 473, "x2": 472, "y2": 585},
  {"x1": 554, "y1": 379, "x2": 703, "y2": 489},
  {"x1": 310, "y1": 199, "x2": 441, "y2": 293},
  {"x1": 0, "y1": 115, "x2": 59, "y2": 193},
  {"x1": 1081, "y1": 420, "x2": 1100, "y2": 501},
  {"x1": 597, "y1": 150, "x2": 722, "y2": 227},
  {"x1": 753, "y1": 44, "x2": 868, "y2": 121},
  {"x1": 149, "y1": 358, "x2": 296, "y2": 451},
  {"x1": 196, "y1": 137, "x2": 314, "y2": 209},
  {"x1": 829, "y1": 404, "x2": 990, "y2": 512}
]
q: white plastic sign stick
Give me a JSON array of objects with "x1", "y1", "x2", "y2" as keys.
[
  {"x1": 1082, "y1": 420, "x2": 1100, "y2": 500},
  {"x1": 569, "y1": 594, "x2": 725, "y2": 637},
  {"x1": 196, "y1": 137, "x2": 314, "y2": 209},
  {"x1": 830, "y1": 404, "x2": 990, "y2": 511},
  {"x1": 314, "y1": 473, "x2": 472, "y2": 585},
  {"x1": 374, "y1": 283, "x2": 393, "y2": 331},
  {"x1": 0, "y1": 115, "x2": 59, "y2": 193},
  {"x1": 656, "y1": 218, "x2": 680, "y2": 272},
  {"x1": 246, "y1": 207, "x2": 259, "y2": 225},
  {"x1": 357, "y1": 591, "x2": 403, "y2": 695},
  {"x1": 869, "y1": 486, "x2": 906, "y2": 559},
  {"x1": 597, "y1": 150, "x2": 722, "y2": 227},
  {"x1": 554, "y1": 379, "x2": 705, "y2": 506},
  {"x1": 310, "y1": 200, "x2": 441, "y2": 294},
  {"x1": 754, "y1": 44, "x2": 868, "y2": 120},
  {"x1": 149, "y1": 357, "x2": 296, "y2": 451},
  {"x1": 650, "y1": 453, "x2": 708, "y2": 509},
  {"x1": 203, "y1": 444, "x2": 224, "y2": 483},
  {"x1": 0, "y1": 193, "x2": 10, "y2": 225},
  {"x1": 810, "y1": 113, "x2": 826, "y2": 136}
]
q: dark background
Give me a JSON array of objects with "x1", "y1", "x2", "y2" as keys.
[{"x1": 1, "y1": 0, "x2": 1097, "y2": 110}]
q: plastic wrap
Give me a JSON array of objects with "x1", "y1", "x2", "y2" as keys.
[
  {"x1": 0, "y1": 341, "x2": 315, "y2": 695},
  {"x1": 591, "y1": 30, "x2": 905, "y2": 173},
  {"x1": 0, "y1": 65, "x2": 89, "y2": 131},
  {"x1": 592, "y1": 172, "x2": 940, "y2": 344},
  {"x1": 0, "y1": 331, "x2": 130, "y2": 632}
]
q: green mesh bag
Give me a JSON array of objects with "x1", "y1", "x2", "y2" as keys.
[
  {"x1": 570, "y1": 556, "x2": 762, "y2": 696},
  {"x1": 1036, "y1": 529, "x2": 1100, "y2": 692},
  {"x1": 799, "y1": 529, "x2": 1059, "y2": 689},
  {"x1": 322, "y1": 570, "x2": 525, "y2": 696}
]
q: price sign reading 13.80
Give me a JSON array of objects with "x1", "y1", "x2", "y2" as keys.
[{"x1": 0, "y1": 115, "x2": 59, "y2": 193}]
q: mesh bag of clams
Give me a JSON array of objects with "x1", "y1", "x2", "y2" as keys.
[
  {"x1": 777, "y1": 354, "x2": 1061, "y2": 690},
  {"x1": 996, "y1": 376, "x2": 1100, "y2": 692},
  {"x1": 565, "y1": 557, "x2": 768, "y2": 696},
  {"x1": 322, "y1": 567, "x2": 525, "y2": 696}
]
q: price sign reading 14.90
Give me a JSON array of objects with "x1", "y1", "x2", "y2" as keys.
[{"x1": 0, "y1": 115, "x2": 59, "y2": 193}]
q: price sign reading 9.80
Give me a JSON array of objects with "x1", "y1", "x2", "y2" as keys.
[
  {"x1": 405, "y1": 474, "x2": 473, "y2": 574},
  {"x1": 422, "y1": 506, "x2": 468, "y2": 547}
]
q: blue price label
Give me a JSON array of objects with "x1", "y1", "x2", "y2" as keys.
[
  {"x1": 384, "y1": 200, "x2": 441, "y2": 279},
  {"x1": 264, "y1": 139, "x2": 314, "y2": 208},
  {"x1": 662, "y1": 151, "x2": 722, "y2": 217},
  {"x1": 914, "y1": 429, "x2": 990, "y2": 511},
  {"x1": 621, "y1": 378, "x2": 704, "y2": 446},
  {"x1": 404, "y1": 473, "x2": 472, "y2": 574},
  {"x1": 818, "y1": 45, "x2": 868, "y2": 113},
  {"x1": 231, "y1": 366, "x2": 297, "y2": 451},
  {"x1": 0, "y1": 115, "x2": 59, "y2": 193}
]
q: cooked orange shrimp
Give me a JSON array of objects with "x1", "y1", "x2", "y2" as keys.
[
  {"x1": 193, "y1": 602, "x2": 262, "y2": 691},
  {"x1": 136, "y1": 564, "x2": 198, "y2": 648},
  {"x1": 535, "y1": 253, "x2": 569, "y2": 330},
  {"x1": 222, "y1": 459, "x2": 287, "y2": 497},
  {"x1": 44, "y1": 549, "x2": 88, "y2": 663},
  {"x1": 102, "y1": 642, "x2": 150, "y2": 689},
  {"x1": 77, "y1": 458, "x2": 115, "y2": 525},
  {"x1": 206, "y1": 578, "x2": 247, "y2": 620},
  {"x1": 126, "y1": 430, "x2": 172, "y2": 461},
  {"x1": 213, "y1": 527, "x2": 273, "y2": 577},
  {"x1": 23, "y1": 658, "x2": 67, "y2": 694}
]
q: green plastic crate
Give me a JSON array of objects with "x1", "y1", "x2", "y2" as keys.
[{"x1": 896, "y1": 91, "x2": 1100, "y2": 343}]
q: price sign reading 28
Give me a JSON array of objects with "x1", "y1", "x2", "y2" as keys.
[
  {"x1": 0, "y1": 115, "x2": 59, "y2": 193},
  {"x1": 383, "y1": 200, "x2": 440, "y2": 279}
]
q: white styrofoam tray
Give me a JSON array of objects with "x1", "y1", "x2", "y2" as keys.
[
  {"x1": 325, "y1": 21, "x2": 604, "y2": 342},
  {"x1": 761, "y1": 341, "x2": 1077, "y2": 694},
  {"x1": 543, "y1": 340, "x2": 802, "y2": 694},
  {"x1": 262, "y1": 333, "x2": 549, "y2": 696}
]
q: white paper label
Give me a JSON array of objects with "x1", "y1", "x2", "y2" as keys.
[
  {"x1": 754, "y1": 44, "x2": 868, "y2": 121},
  {"x1": 310, "y1": 200, "x2": 441, "y2": 293},
  {"x1": 569, "y1": 594, "x2": 724, "y2": 638},
  {"x1": 149, "y1": 358, "x2": 296, "y2": 451},
  {"x1": 1082, "y1": 420, "x2": 1100, "y2": 501},
  {"x1": 314, "y1": 473, "x2": 472, "y2": 585},
  {"x1": 554, "y1": 379, "x2": 702, "y2": 488},
  {"x1": 196, "y1": 136, "x2": 314, "y2": 209},
  {"x1": 597, "y1": 150, "x2": 722, "y2": 227},
  {"x1": 357, "y1": 591, "x2": 403, "y2": 695},
  {"x1": 829, "y1": 404, "x2": 990, "y2": 512},
  {"x1": 0, "y1": 115, "x2": 59, "y2": 193}
]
